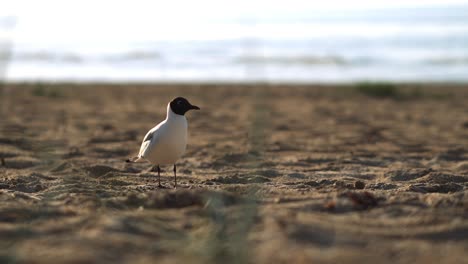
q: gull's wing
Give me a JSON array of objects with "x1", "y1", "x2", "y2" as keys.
[{"x1": 138, "y1": 123, "x2": 162, "y2": 159}]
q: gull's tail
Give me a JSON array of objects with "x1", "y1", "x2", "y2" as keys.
[{"x1": 125, "y1": 156, "x2": 145, "y2": 163}]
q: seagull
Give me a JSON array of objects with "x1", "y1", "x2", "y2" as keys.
[{"x1": 126, "y1": 97, "x2": 200, "y2": 188}]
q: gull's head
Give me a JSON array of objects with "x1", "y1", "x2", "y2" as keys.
[{"x1": 169, "y1": 97, "x2": 200, "y2": 116}]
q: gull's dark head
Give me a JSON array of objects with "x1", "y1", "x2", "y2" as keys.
[{"x1": 169, "y1": 97, "x2": 200, "y2": 116}]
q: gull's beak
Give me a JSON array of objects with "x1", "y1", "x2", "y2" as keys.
[{"x1": 190, "y1": 104, "x2": 200, "y2": 110}]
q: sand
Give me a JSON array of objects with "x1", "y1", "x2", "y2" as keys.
[{"x1": 0, "y1": 83, "x2": 467, "y2": 264}]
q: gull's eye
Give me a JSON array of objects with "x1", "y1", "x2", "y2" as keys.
[{"x1": 177, "y1": 100, "x2": 183, "y2": 105}]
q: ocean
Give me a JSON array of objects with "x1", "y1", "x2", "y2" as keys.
[{"x1": 1, "y1": 3, "x2": 468, "y2": 83}]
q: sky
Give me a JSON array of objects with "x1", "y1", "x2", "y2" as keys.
[
  {"x1": 1, "y1": 0, "x2": 467, "y2": 44},
  {"x1": 2, "y1": 0, "x2": 468, "y2": 23},
  {"x1": 2, "y1": 0, "x2": 468, "y2": 15}
]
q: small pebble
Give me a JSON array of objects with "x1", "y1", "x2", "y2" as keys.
[
  {"x1": 355, "y1": 181, "x2": 366, "y2": 189},
  {"x1": 462, "y1": 121, "x2": 468, "y2": 128}
]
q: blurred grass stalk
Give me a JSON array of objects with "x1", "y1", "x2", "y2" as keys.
[
  {"x1": 186, "y1": 70, "x2": 270, "y2": 263},
  {"x1": 192, "y1": 29, "x2": 268, "y2": 263},
  {"x1": 186, "y1": 90, "x2": 268, "y2": 263}
]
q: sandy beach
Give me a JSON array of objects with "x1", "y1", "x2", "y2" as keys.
[{"x1": 0, "y1": 83, "x2": 467, "y2": 263}]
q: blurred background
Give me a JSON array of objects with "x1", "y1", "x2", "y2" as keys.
[{"x1": 1, "y1": 0, "x2": 468, "y2": 83}]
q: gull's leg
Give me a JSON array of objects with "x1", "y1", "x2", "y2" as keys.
[
  {"x1": 157, "y1": 165, "x2": 162, "y2": 188},
  {"x1": 173, "y1": 164, "x2": 177, "y2": 189}
]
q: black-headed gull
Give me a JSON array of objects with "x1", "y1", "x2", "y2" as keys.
[{"x1": 127, "y1": 97, "x2": 200, "y2": 188}]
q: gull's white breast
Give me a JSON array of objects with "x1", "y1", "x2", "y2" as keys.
[{"x1": 140, "y1": 114, "x2": 188, "y2": 165}]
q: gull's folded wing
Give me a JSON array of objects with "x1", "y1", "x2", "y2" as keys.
[{"x1": 138, "y1": 126, "x2": 161, "y2": 158}]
